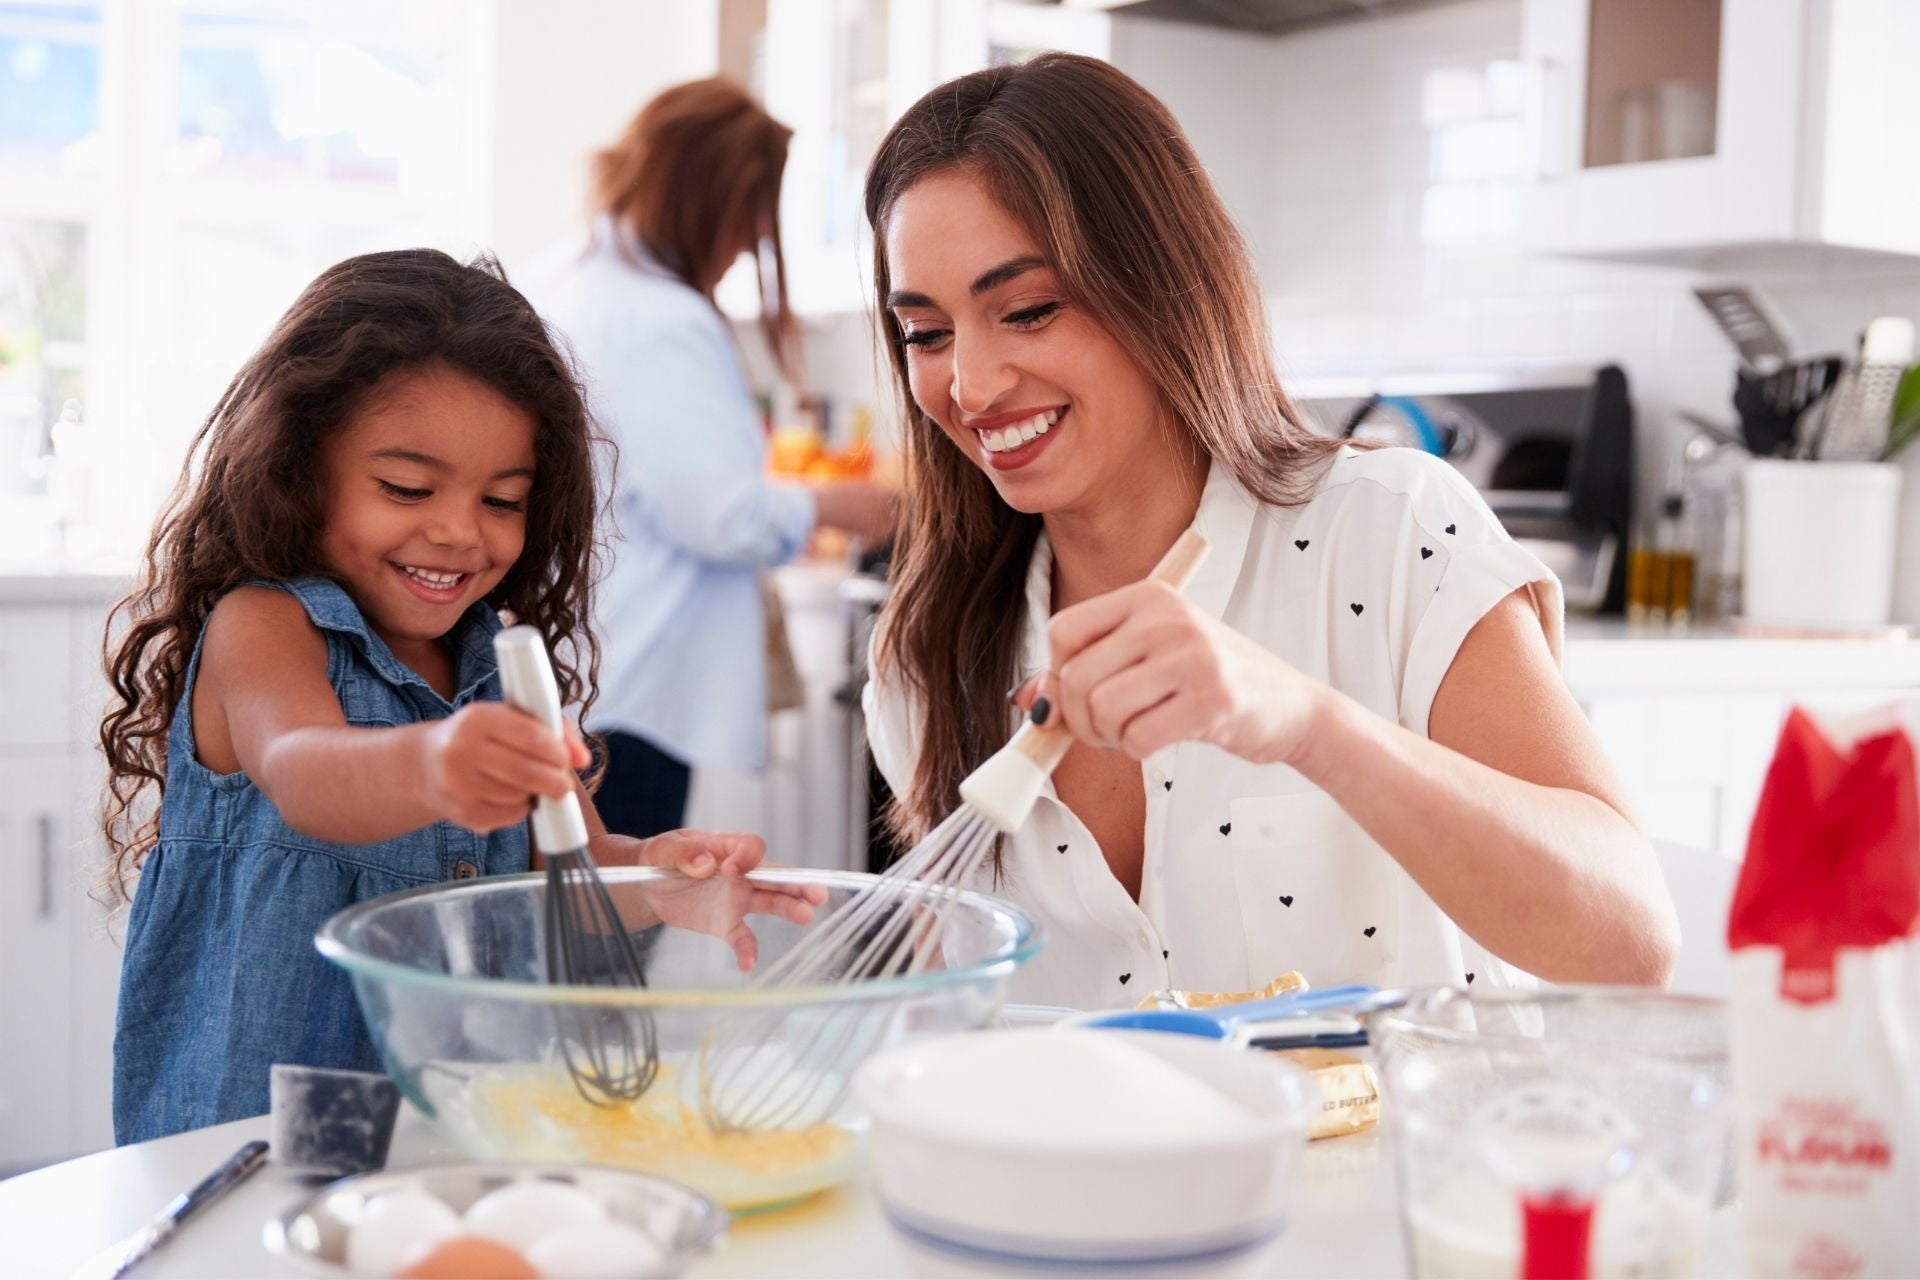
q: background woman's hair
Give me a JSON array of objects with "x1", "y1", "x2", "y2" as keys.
[
  {"x1": 98, "y1": 248, "x2": 607, "y2": 901},
  {"x1": 591, "y1": 77, "x2": 799, "y2": 378},
  {"x1": 864, "y1": 52, "x2": 1344, "y2": 851}
]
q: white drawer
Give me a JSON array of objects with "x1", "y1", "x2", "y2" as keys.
[{"x1": 0, "y1": 607, "x2": 75, "y2": 748}]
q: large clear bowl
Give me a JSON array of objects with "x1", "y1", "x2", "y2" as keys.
[
  {"x1": 317, "y1": 867, "x2": 1040, "y2": 1210},
  {"x1": 1365, "y1": 986, "x2": 1727, "y2": 1083}
]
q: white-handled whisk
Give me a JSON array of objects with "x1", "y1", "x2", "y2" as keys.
[
  {"x1": 496, "y1": 626, "x2": 660, "y2": 1107},
  {"x1": 698, "y1": 529, "x2": 1210, "y2": 1133}
]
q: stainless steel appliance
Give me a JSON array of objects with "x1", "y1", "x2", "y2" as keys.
[{"x1": 1292, "y1": 364, "x2": 1634, "y2": 613}]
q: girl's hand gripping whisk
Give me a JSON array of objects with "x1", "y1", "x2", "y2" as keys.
[{"x1": 495, "y1": 626, "x2": 661, "y2": 1106}]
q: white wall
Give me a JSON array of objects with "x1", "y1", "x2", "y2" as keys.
[
  {"x1": 486, "y1": 0, "x2": 720, "y2": 272},
  {"x1": 1107, "y1": 17, "x2": 1283, "y2": 293}
]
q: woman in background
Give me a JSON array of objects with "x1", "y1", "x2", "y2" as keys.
[{"x1": 529, "y1": 79, "x2": 893, "y2": 838}]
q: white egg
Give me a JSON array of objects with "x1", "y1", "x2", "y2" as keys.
[
  {"x1": 527, "y1": 1220, "x2": 666, "y2": 1279},
  {"x1": 464, "y1": 1179, "x2": 607, "y2": 1253},
  {"x1": 345, "y1": 1190, "x2": 461, "y2": 1276}
]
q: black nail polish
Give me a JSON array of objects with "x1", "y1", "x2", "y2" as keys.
[{"x1": 1030, "y1": 696, "x2": 1051, "y2": 726}]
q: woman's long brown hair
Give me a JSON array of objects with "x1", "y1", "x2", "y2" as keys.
[
  {"x1": 99, "y1": 249, "x2": 606, "y2": 902},
  {"x1": 865, "y1": 53, "x2": 1345, "y2": 850},
  {"x1": 591, "y1": 77, "x2": 799, "y2": 378}
]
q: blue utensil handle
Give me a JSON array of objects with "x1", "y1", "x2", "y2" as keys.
[
  {"x1": 1190, "y1": 983, "x2": 1378, "y2": 1026},
  {"x1": 167, "y1": 1139, "x2": 268, "y2": 1222}
]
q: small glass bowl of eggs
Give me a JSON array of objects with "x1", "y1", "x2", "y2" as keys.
[{"x1": 263, "y1": 1162, "x2": 725, "y2": 1279}]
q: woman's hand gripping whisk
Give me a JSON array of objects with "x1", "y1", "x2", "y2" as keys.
[{"x1": 697, "y1": 531, "x2": 1210, "y2": 1134}]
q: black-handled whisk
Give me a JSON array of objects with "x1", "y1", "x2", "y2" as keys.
[{"x1": 494, "y1": 626, "x2": 660, "y2": 1107}]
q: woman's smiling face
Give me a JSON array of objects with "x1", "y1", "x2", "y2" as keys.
[{"x1": 883, "y1": 168, "x2": 1167, "y2": 516}]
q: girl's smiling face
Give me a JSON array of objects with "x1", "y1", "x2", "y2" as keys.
[
  {"x1": 319, "y1": 362, "x2": 536, "y2": 663},
  {"x1": 883, "y1": 168, "x2": 1169, "y2": 516}
]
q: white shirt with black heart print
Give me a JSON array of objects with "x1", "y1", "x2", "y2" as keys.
[{"x1": 865, "y1": 446, "x2": 1562, "y2": 1011}]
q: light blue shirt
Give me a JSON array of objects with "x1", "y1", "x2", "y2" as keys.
[{"x1": 523, "y1": 218, "x2": 815, "y2": 770}]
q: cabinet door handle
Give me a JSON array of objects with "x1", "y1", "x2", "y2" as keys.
[
  {"x1": 36, "y1": 814, "x2": 54, "y2": 919},
  {"x1": 1528, "y1": 55, "x2": 1568, "y2": 181}
]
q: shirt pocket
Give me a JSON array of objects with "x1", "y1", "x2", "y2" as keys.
[
  {"x1": 1227, "y1": 789, "x2": 1399, "y2": 989},
  {"x1": 335, "y1": 672, "x2": 406, "y2": 727}
]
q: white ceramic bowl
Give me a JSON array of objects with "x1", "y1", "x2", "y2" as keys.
[
  {"x1": 262, "y1": 1161, "x2": 725, "y2": 1278},
  {"x1": 854, "y1": 1028, "x2": 1315, "y2": 1265}
]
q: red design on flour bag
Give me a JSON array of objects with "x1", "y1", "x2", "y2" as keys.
[
  {"x1": 1727, "y1": 704, "x2": 1920, "y2": 1279},
  {"x1": 1729, "y1": 709, "x2": 1920, "y2": 1002}
]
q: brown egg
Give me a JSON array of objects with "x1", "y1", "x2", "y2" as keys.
[{"x1": 395, "y1": 1234, "x2": 542, "y2": 1279}]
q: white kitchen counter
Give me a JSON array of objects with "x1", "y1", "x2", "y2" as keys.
[
  {"x1": 2, "y1": 564, "x2": 1912, "y2": 702},
  {"x1": 1560, "y1": 617, "x2": 1917, "y2": 696},
  {"x1": 0, "y1": 568, "x2": 132, "y2": 605},
  {"x1": 1, "y1": 1106, "x2": 1742, "y2": 1278}
]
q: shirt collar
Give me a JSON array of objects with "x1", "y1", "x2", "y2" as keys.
[
  {"x1": 286, "y1": 577, "x2": 504, "y2": 706},
  {"x1": 1182, "y1": 458, "x2": 1260, "y2": 623},
  {"x1": 1018, "y1": 456, "x2": 1259, "y2": 675},
  {"x1": 590, "y1": 213, "x2": 679, "y2": 284}
]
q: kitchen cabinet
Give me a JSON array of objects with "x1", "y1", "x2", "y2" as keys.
[
  {"x1": 1522, "y1": 0, "x2": 1920, "y2": 266},
  {"x1": 0, "y1": 751, "x2": 77, "y2": 1170},
  {"x1": 1563, "y1": 622, "x2": 1920, "y2": 860},
  {"x1": 0, "y1": 589, "x2": 120, "y2": 1174}
]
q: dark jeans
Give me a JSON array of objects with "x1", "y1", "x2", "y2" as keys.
[{"x1": 593, "y1": 730, "x2": 692, "y2": 839}]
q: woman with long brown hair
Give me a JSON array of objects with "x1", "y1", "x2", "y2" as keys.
[
  {"x1": 863, "y1": 54, "x2": 1678, "y2": 1009},
  {"x1": 528, "y1": 78, "x2": 892, "y2": 838}
]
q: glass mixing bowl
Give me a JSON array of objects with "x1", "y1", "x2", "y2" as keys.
[
  {"x1": 1365, "y1": 986, "x2": 1727, "y2": 1083},
  {"x1": 317, "y1": 867, "x2": 1040, "y2": 1211}
]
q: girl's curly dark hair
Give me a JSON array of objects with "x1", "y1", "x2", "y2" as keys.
[{"x1": 99, "y1": 248, "x2": 606, "y2": 902}]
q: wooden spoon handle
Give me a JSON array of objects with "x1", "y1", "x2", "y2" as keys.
[{"x1": 1009, "y1": 528, "x2": 1212, "y2": 774}]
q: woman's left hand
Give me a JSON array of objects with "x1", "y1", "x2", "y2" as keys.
[
  {"x1": 591, "y1": 829, "x2": 828, "y2": 970},
  {"x1": 1028, "y1": 580, "x2": 1328, "y2": 765}
]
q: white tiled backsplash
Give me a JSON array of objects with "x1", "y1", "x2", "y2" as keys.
[{"x1": 774, "y1": 0, "x2": 1920, "y2": 519}]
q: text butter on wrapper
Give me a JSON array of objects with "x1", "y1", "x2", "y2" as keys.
[
  {"x1": 1727, "y1": 703, "x2": 1920, "y2": 1280},
  {"x1": 1269, "y1": 1047, "x2": 1379, "y2": 1141}
]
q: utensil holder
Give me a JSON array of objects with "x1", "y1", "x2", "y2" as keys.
[
  {"x1": 1894, "y1": 444, "x2": 1920, "y2": 627},
  {"x1": 1741, "y1": 460, "x2": 1903, "y2": 627}
]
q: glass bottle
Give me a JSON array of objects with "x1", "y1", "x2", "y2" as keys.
[
  {"x1": 1656, "y1": 491, "x2": 1695, "y2": 628},
  {"x1": 1626, "y1": 513, "x2": 1668, "y2": 626}
]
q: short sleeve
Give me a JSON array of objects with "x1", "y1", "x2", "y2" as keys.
[
  {"x1": 1395, "y1": 460, "x2": 1564, "y2": 736},
  {"x1": 1309, "y1": 448, "x2": 1562, "y2": 739}
]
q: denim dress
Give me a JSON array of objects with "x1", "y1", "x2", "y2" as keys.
[{"x1": 112, "y1": 578, "x2": 530, "y2": 1144}]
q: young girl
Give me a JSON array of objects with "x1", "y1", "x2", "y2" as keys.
[
  {"x1": 101, "y1": 249, "x2": 819, "y2": 1144},
  {"x1": 863, "y1": 55, "x2": 1679, "y2": 1010}
]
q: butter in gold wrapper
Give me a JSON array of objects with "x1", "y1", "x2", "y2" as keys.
[
  {"x1": 1135, "y1": 969, "x2": 1308, "y2": 1012},
  {"x1": 1271, "y1": 1046, "x2": 1380, "y2": 1140}
]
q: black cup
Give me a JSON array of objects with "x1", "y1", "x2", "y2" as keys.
[{"x1": 268, "y1": 1063, "x2": 401, "y2": 1178}]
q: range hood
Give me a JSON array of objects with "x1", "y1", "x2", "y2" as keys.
[{"x1": 1042, "y1": 0, "x2": 1478, "y2": 38}]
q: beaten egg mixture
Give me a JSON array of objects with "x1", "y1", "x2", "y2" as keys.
[{"x1": 468, "y1": 1065, "x2": 856, "y2": 1210}]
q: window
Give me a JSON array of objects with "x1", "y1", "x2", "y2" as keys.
[{"x1": 0, "y1": 0, "x2": 484, "y2": 564}]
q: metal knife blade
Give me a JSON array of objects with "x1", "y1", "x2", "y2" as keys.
[{"x1": 108, "y1": 1140, "x2": 268, "y2": 1277}]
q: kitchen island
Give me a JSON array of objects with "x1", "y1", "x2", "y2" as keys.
[{"x1": 3, "y1": 1104, "x2": 1742, "y2": 1277}]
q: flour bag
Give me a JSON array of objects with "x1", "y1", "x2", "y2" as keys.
[{"x1": 1727, "y1": 702, "x2": 1920, "y2": 1279}]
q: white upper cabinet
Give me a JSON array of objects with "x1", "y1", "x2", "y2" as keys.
[{"x1": 1522, "y1": 0, "x2": 1920, "y2": 266}]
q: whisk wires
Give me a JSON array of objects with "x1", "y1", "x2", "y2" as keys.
[
  {"x1": 544, "y1": 845, "x2": 662, "y2": 1107},
  {"x1": 698, "y1": 805, "x2": 996, "y2": 1133}
]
